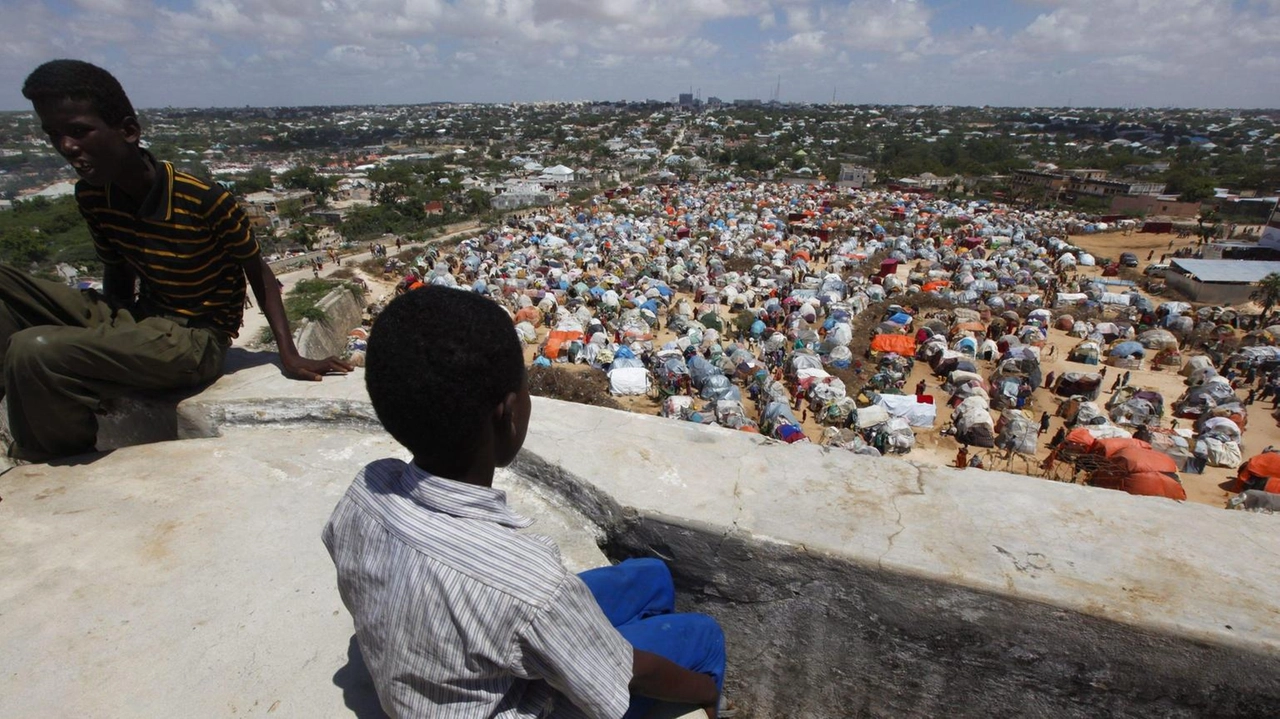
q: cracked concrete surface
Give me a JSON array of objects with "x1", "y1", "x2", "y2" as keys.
[{"x1": 0, "y1": 427, "x2": 608, "y2": 718}]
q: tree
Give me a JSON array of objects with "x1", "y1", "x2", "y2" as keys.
[
  {"x1": 0, "y1": 227, "x2": 51, "y2": 265},
  {"x1": 279, "y1": 165, "x2": 333, "y2": 201},
  {"x1": 1251, "y1": 273, "x2": 1280, "y2": 323},
  {"x1": 234, "y1": 167, "x2": 274, "y2": 195}
]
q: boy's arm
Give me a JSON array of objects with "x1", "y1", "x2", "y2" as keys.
[
  {"x1": 631, "y1": 649, "x2": 720, "y2": 718},
  {"x1": 101, "y1": 262, "x2": 137, "y2": 307},
  {"x1": 242, "y1": 257, "x2": 354, "y2": 381}
]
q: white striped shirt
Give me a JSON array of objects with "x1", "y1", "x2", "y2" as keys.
[{"x1": 323, "y1": 459, "x2": 633, "y2": 719}]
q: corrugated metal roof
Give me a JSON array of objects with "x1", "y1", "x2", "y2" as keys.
[{"x1": 1170, "y1": 259, "x2": 1280, "y2": 283}]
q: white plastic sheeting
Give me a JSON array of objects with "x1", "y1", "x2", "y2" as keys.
[
  {"x1": 608, "y1": 367, "x2": 651, "y2": 396},
  {"x1": 875, "y1": 394, "x2": 938, "y2": 428}
]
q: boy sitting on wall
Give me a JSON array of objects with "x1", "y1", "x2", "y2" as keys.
[
  {"x1": 323, "y1": 286, "x2": 727, "y2": 718},
  {"x1": 11, "y1": 59, "x2": 349, "y2": 462}
]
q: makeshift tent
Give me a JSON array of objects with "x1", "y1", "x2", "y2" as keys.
[
  {"x1": 871, "y1": 334, "x2": 917, "y2": 355},
  {"x1": 1055, "y1": 372, "x2": 1102, "y2": 400},
  {"x1": 608, "y1": 367, "x2": 650, "y2": 396},
  {"x1": 952, "y1": 396, "x2": 995, "y2": 447},
  {"x1": 1137, "y1": 329, "x2": 1178, "y2": 350},
  {"x1": 995, "y1": 410, "x2": 1038, "y2": 455},
  {"x1": 660, "y1": 395, "x2": 693, "y2": 419},
  {"x1": 542, "y1": 330, "x2": 583, "y2": 360},
  {"x1": 700, "y1": 374, "x2": 741, "y2": 402},
  {"x1": 1198, "y1": 436, "x2": 1243, "y2": 468},
  {"x1": 880, "y1": 417, "x2": 916, "y2": 453},
  {"x1": 855, "y1": 404, "x2": 891, "y2": 429},
  {"x1": 875, "y1": 394, "x2": 937, "y2": 428},
  {"x1": 1175, "y1": 376, "x2": 1238, "y2": 417},
  {"x1": 1092, "y1": 445, "x2": 1186, "y2": 500},
  {"x1": 1234, "y1": 452, "x2": 1280, "y2": 494},
  {"x1": 1068, "y1": 341, "x2": 1101, "y2": 365},
  {"x1": 1109, "y1": 341, "x2": 1146, "y2": 359}
]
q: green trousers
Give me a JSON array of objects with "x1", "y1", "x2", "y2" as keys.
[{"x1": 0, "y1": 265, "x2": 227, "y2": 461}]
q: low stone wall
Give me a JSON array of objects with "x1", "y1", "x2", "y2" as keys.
[
  {"x1": 512, "y1": 398, "x2": 1280, "y2": 719},
  {"x1": 35, "y1": 365, "x2": 1280, "y2": 717},
  {"x1": 294, "y1": 286, "x2": 364, "y2": 360}
]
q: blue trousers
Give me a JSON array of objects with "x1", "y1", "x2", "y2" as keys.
[{"x1": 579, "y1": 558, "x2": 726, "y2": 719}]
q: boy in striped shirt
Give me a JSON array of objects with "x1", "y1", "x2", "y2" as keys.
[
  {"x1": 8, "y1": 59, "x2": 350, "y2": 461},
  {"x1": 326, "y1": 286, "x2": 726, "y2": 718}
]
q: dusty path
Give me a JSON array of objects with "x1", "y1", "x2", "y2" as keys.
[{"x1": 235, "y1": 223, "x2": 483, "y2": 349}]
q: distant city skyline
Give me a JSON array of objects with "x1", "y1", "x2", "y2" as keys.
[{"x1": 1, "y1": 0, "x2": 1277, "y2": 112}]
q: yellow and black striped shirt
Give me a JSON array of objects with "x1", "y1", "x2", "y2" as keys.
[{"x1": 75, "y1": 153, "x2": 259, "y2": 339}]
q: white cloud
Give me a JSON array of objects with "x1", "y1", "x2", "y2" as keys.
[
  {"x1": 1, "y1": 0, "x2": 1278, "y2": 108},
  {"x1": 765, "y1": 31, "x2": 829, "y2": 62},
  {"x1": 828, "y1": 0, "x2": 932, "y2": 53}
]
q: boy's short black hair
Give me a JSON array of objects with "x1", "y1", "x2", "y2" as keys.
[
  {"x1": 22, "y1": 59, "x2": 137, "y2": 127},
  {"x1": 366, "y1": 286, "x2": 524, "y2": 470}
]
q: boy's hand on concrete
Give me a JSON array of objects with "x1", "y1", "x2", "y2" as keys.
[{"x1": 283, "y1": 355, "x2": 354, "y2": 381}]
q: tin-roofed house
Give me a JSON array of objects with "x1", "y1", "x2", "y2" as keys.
[{"x1": 1164, "y1": 259, "x2": 1280, "y2": 304}]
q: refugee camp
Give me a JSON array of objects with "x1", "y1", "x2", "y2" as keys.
[{"x1": 348, "y1": 181, "x2": 1280, "y2": 512}]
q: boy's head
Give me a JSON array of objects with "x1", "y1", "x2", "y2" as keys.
[
  {"x1": 22, "y1": 59, "x2": 141, "y2": 187},
  {"x1": 366, "y1": 286, "x2": 529, "y2": 481}
]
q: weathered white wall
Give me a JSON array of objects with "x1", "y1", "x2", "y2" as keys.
[
  {"x1": 294, "y1": 286, "x2": 364, "y2": 360},
  {"x1": 9, "y1": 363, "x2": 1277, "y2": 717}
]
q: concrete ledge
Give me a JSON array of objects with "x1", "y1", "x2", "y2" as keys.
[
  {"x1": 513, "y1": 397, "x2": 1280, "y2": 717},
  {"x1": 294, "y1": 286, "x2": 364, "y2": 360},
  {"x1": 93, "y1": 351, "x2": 375, "y2": 451},
  {"x1": 0, "y1": 427, "x2": 608, "y2": 718},
  {"x1": 13, "y1": 363, "x2": 1280, "y2": 717}
]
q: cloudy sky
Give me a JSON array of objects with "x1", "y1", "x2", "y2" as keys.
[{"x1": 1, "y1": 0, "x2": 1277, "y2": 111}]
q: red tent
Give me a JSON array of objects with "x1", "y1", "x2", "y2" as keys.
[
  {"x1": 1093, "y1": 446, "x2": 1184, "y2": 500},
  {"x1": 1062, "y1": 427, "x2": 1097, "y2": 455},
  {"x1": 870, "y1": 334, "x2": 917, "y2": 356},
  {"x1": 1234, "y1": 453, "x2": 1280, "y2": 494},
  {"x1": 1089, "y1": 437, "x2": 1152, "y2": 459},
  {"x1": 1110, "y1": 446, "x2": 1178, "y2": 476},
  {"x1": 1122, "y1": 472, "x2": 1188, "y2": 500}
]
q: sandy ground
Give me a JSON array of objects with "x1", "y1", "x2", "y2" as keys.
[{"x1": 235, "y1": 230, "x2": 479, "y2": 350}]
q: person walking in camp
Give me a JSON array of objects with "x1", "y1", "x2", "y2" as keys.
[
  {"x1": 1049, "y1": 425, "x2": 1066, "y2": 449},
  {"x1": 915, "y1": 378, "x2": 926, "y2": 396},
  {"x1": 1039, "y1": 411, "x2": 1051, "y2": 436},
  {"x1": 1121, "y1": 370, "x2": 1131, "y2": 388},
  {"x1": 1044, "y1": 370, "x2": 1056, "y2": 390},
  {"x1": 955, "y1": 444, "x2": 969, "y2": 470}
]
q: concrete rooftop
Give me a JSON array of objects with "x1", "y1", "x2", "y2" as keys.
[{"x1": 2, "y1": 355, "x2": 1279, "y2": 717}]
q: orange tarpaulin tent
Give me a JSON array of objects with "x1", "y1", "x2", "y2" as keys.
[
  {"x1": 1091, "y1": 446, "x2": 1185, "y2": 500},
  {"x1": 514, "y1": 306, "x2": 541, "y2": 326},
  {"x1": 1122, "y1": 472, "x2": 1188, "y2": 500},
  {"x1": 870, "y1": 334, "x2": 917, "y2": 356},
  {"x1": 921, "y1": 280, "x2": 950, "y2": 292},
  {"x1": 1062, "y1": 427, "x2": 1097, "y2": 454},
  {"x1": 1110, "y1": 446, "x2": 1178, "y2": 476},
  {"x1": 1089, "y1": 437, "x2": 1152, "y2": 459},
  {"x1": 543, "y1": 330, "x2": 582, "y2": 360},
  {"x1": 1234, "y1": 452, "x2": 1280, "y2": 494}
]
